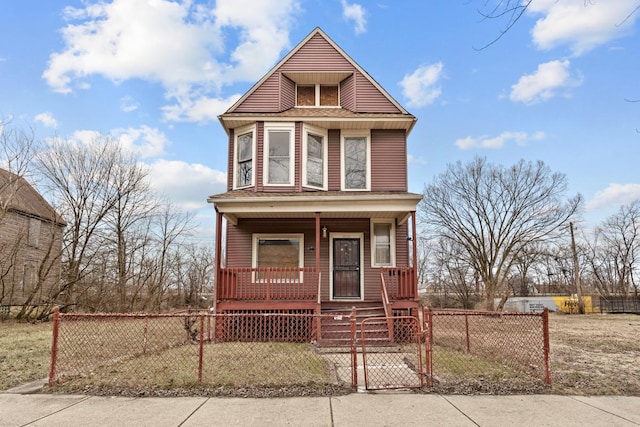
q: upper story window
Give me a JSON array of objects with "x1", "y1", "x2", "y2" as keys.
[
  {"x1": 264, "y1": 123, "x2": 295, "y2": 186},
  {"x1": 296, "y1": 84, "x2": 339, "y2": 107},
  {"x1": 303, "y1": 125, "x2": 328, "y2": 190},
  {"x1": 27, "y1": 217, "x2": 41, "y2": 247},
  {"x1": 233, "y1": 124, "x2": 255, "y2": 189},
  {"x1": 341, "y1": 132, "x2": 371, "y2": 191}
]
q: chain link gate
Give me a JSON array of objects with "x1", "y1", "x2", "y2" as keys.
[{"x1": 360, "y1": 316, "x2": 425, "y2": 390}]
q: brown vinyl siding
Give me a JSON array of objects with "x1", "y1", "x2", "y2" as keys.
[
  {"x1": 227, "y1": 129, "x2": 234, "y2": 191},
  {"x1": 280, "y1": 33, "x2": 353, "y2": 72},
  {"x1": 327, "y1": 129, "x2": 341, "y2": 191},
  {"x1": 340, "y1": 74, "x2": 355, "y2": 111},
  {"x1": 234, "y1": 73, "x2": 280, "y2": 113},
  {"x1": 256, "y1": 122, "x2": 264, "y2": 191},
  {"x1": 395, "y1": 222, "x2": 409, "y2": 266},
  {"x1": 225, "y1": 217, "x2": 412, "y2": 303},
  {"x1": 355, "y1": 72, "x2": 401, "y2": 113},
  {"x1": 281, "y1": 75, "x2": 295, "y2": 110},
  {"x1": 371, "y1": 129, "x2": 407, "y2": 191}
]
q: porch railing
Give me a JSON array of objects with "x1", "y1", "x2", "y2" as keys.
[
  {"x1": 380, "y1": 267, "x2": 417, "y2": 300},
  {"x1": 217, "y1": 267, "x2": 319, "y2": 301}
]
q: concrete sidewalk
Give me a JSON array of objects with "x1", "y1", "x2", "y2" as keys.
[{"x1": 1, "y1": 392, "x2": 639, "y2": 427}]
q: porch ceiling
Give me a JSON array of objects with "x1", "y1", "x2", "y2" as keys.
[{"x1": 208, "y1": 191, "x2": 423, "y2": 225}]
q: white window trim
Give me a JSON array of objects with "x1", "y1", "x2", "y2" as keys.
[
  {"x1": 233, "y1": 124, "x2": 256, "y2": 190},
  {"x1": 329, "y1": 232, "x2": 365, "y2": 301},
  {"x1": 252, "y1": 233, "x2": 304, "y2": 282},
  {"x1": 340, "y1": 131, "x2": 371, "y2": 191},
  {"x1": 302, "y1": 124, "x2": 328, "y2": 190},
  {"x1": 296, "y1": 83, "x2": 340, "y2": 108},
  {"x1": 370, "y1": 219, "x2": 396, "y2": 268},
  {"x1": 263, "y1": 122, "x2": 295, "y2": 187}
]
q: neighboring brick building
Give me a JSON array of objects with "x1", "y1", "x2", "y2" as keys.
[{"x1": 0, "y1": 168, "x2": 66, "y2": 309}]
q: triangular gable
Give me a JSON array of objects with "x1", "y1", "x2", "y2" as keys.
[{"x1": 226, "y1": 27, "x2": 408, "y2": 115}]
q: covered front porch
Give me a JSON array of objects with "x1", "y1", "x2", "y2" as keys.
[{"x1": 209, "y1": 191, "x2": 422, "y2": 315}]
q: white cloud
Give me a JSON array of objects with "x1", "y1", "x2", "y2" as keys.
[
  {"x1": 42, "y1": 0, "x2": 299, "y2": 122},
  {"x1": 341, "y1": 0, "x2": 367, "y2": 35},
  {"x1": 120, "y1": 96, "x2": 139, "y2": 113},
  {"x1": 455, "y1": 131, "x2": 545, "y2": 150},
  {"x1": 68, "y1": 126, "x2": 169, "y2": 159},
  {"x1": 399, "y1": 62, "x2": 444, "y2": 108},
  {"x1": 112, "y1": 126, "x2": 170, "y2": 159},
  {"x1": 528, "y1": 0, "x2": 639, "y2": 55},
  {"x1": 148, "y1": 159, "x2": 227, "y2": 211},
  {"x1": 162, "y1": 93, "x2": 241, "y2": 123},
  {"x1": 34, "y1": 112, "x2": 58, "y2": 128},
  {"x1": 510, "y1": 60, "x2": 582, "y2": 104},
  {"x1": 586, "y1": 183, "x2": 640, "y2": 211}
]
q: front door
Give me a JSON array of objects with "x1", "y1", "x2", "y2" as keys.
[{"x1": 333, "y1": 238, "x2": 361, "y2": 298}]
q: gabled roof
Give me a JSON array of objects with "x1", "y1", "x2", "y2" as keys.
[
  {"x1": 0, "y1": 168, "x2": 66, "y2": 226},
  {"x1": 224, "y1": 27, "x2": 410, "y2": 116}
]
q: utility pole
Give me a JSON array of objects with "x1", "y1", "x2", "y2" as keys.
[{"x1": 570, "y1": 222, "x2": 585, "y2": 314}]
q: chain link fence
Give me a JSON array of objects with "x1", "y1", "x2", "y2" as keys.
[
  {"x1": 423, "y1": 308, "x2": 551, "y2": 393},
  {"x1": 48, "y1": 307, "x2": 551, "y2": 396}
]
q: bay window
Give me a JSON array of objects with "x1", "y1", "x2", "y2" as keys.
[
  {"x1": 234, "y1": 125, "x2": 255, "y2": 189},
  {"x1": 341, "y1": 132, "x2": 370, "y2": 190},
  {"x1": 264, "y1": 123, "x2": 294, "y2": 186},
  {"x1": 303, "y1": 125, "x2": 328, "y2": 189}
]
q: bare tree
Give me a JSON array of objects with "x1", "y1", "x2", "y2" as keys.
[
  {"x1": 36, "y1": 136, "x2": 124, "y2": 304},
  {"x1": 0, "y1": 119, "x2": 36, "y2": 222},
  {"x1": 584, "y1": 200, "x2": 640, "y2": 297},
  {"x1": 419, "y1": 157, "x2": 582, "y2": 310}
]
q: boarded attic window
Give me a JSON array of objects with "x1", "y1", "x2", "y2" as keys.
[
  {"x1": 320, "y1": 85, "x2": 338, "y2": 106},
  {"x1": 297, "y1": 85, "x2": 315, "y2": 106}
]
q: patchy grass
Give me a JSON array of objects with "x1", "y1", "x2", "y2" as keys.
[
  {"x1": 0, "y1": 321, "x2": 52, "y2": 390},
  {"x1": 2, "y1": 312, "x2": 640, "y2": 396}
]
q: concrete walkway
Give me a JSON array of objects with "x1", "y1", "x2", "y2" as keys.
[{"x1": 1, "y1": 391, "x2": 639, "y2": 427}]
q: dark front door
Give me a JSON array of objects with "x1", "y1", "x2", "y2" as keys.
[{"x1": 333, "y1": 238, "x2": 361, "y2": 298}]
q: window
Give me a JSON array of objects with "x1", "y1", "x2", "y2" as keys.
[
  {"x1": 264, "y1": 123, "x2": 294, "y2": 186},
  {"x1": 320, "y1": 85, "x2": 338, "y2": 106},
  {"x1": 234, "y1": 125, "x2": 255, "y2": 189},
  {"x1": 297, "y1": 85, "x2": 315, "y2": 106},
  {"x1": 296, "y1": 84, "x2": 339, "y2": 107},
  {"x1": 28, "y1": 218, "x2": 41, "y2": 247},
  {"x1": 371, "y1": 220, "x2": 395, "y2": 267},
  {"x1": 303, "y1": 125, "x2": 328, "y2": 189},
  {"x1": 341, "y1": 133, "x2": 370, "y2": 190},
  {"x1": 253, "y1": 234, "x2": 304, "y2": 281}
]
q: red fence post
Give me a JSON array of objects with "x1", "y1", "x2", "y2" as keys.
[
  {"x1": 198, "y1": 315, "x2": 204, "y2": 382},
  {"x1": 48, "y1": 306, "x2": 60, "y2": 387},
  {"x1": 542, "y1": 308, "x2": 552, "y2": 384},
  {"x1": 424, "y1": 307, "x2": 433, "y2": 386},
  {"x1": 350, "y1": 306, "x2": 358, "y2": 389}
]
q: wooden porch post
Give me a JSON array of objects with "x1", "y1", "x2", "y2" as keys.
[
  {"x1": 315, "y1": 212, "x2": 320, "y2": 274},
  {"x1": 214, "y1": 207, "x2": 223, "y2": 314},
  {"x1": 411, "y1": 211, "x2": 418, "y2": 300}
]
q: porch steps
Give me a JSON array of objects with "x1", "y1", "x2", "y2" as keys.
[{"x1": 317, "y1": 306, "x2": 392, "y2": 347}]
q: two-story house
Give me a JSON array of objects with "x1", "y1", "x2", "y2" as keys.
[
  {"x1": 0, "y1": 168, "x2": 66, "y2": 314},
  {"x1": 208, "y1": 28, "x2": 422, "y2": 341}
]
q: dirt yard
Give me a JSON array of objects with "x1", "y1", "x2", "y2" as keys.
[{"x1": 548, "y1": 312, "x2": 640, "y2": 395}]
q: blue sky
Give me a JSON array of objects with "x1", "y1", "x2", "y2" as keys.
[{"x1": 1, "y1": 0, "x2": 639, "y2": 241}]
